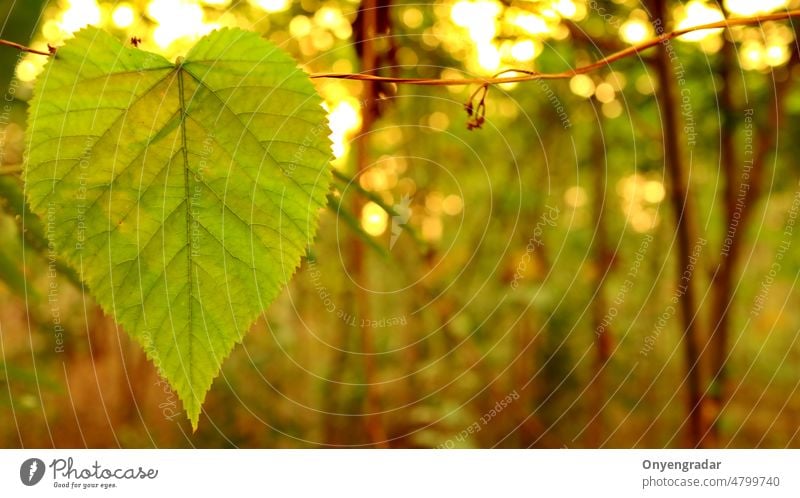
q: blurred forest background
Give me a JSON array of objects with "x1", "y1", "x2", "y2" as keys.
[{"x1": 1, "y1": 0, "x2": 800, "y2": 448}]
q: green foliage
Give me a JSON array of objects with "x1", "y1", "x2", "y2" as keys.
[{"x1": 24, "y1": 27, "x2": 331, "y2": 429}]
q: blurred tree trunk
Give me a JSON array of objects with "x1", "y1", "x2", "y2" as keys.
[
  {"x1": 705, "y1": 33, "x2": 738, "y2": 449},
  {"x1": 588, "y1": 111, "x2": 611, "y2": 447},
  {"x1": 647, "y1": 0, "x2": 706, "y2": 447},
  {"x1": 352, "y1": 0, "x2": 386, "y2": 446},
  {"x1": 706, "y1": 22, "x2": 795, "y2": 446}
]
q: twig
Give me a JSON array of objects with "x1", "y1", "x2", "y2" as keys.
[
  {"x1": 311, "y1": 10, "x2": 800, "y2": 86},
  {"x1": 7, "y1": 10, "x2": 800, "y2": 87},
  {"x1": 0, "y1": 38, "x2": 54, "y2": 56}
]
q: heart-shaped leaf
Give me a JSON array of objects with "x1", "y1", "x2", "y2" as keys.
[{"x1": 25, "y1": 27, "x2": 332, "y2": 429}]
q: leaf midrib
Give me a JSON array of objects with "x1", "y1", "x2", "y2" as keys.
[{"x1": 176, "y1": 63, "x2": 197, "y2": 402}]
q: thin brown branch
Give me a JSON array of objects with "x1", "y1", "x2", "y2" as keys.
[
  {"x1": 7, "y1": 11, "x2": 799, "y2": 86},
  {"x1": 0, "y1": 38, "x2": 53, "y2": 56},
  {"x1": 312, "y1": 10, "x2": 800, "y2": 85}
]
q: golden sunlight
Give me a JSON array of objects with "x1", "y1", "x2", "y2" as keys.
[
  {"x1": 111, "y1": 3, "x2": 136, "y2": 28},
  {"x1": 326, "y1": 99, "x2": 362, "y2": 161},
  {"x1": 619, "y1": 18, "x2": 651, "y2": 44},
  {"x1": 361, "y1": 202, "x2": 388, "y2": 236},
  {"x1": 675, "y1": 1, "x2": 724, "y2": 42},
  {"x1": 251, "y1": 0, "x2": 290, "y2": 13},
  {"x1": 724, "y1": 0, "x2": 790, "y2": 16},
  {"x1": 148, "y1": 0, "x2": 217, "y2": 49},
  {"x1": 59, "y1": 0, "x2": 102, "y2": 33}
]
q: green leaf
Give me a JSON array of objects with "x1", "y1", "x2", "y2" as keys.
[{"x1": 24, "y1": 27, "x2": 332, "y2": 429}]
